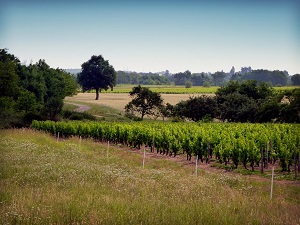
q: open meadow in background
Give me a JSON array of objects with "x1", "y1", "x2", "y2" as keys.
[
  {"x1": 65, "y1": 92, "x2": 206, "y2": 113},
  {"x1": 1, "y1": 129, "x2": 299, "y2": 224},
  {"x1": 93, "y1": 84, "x2": 299, "y2": 94},
  {"x1": 64, "y1": 85, "x2": 300, "y2": 119}
]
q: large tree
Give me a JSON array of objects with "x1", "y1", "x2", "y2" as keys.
[
  {"x1": 171, "y1": 96, "x2": 218, "y2": 122},
  {"x1": 211, "y1": 71, "x2": 226, "y2": 86},
  {"x1": 125, "y1": 85, "x2": 163, "y2": 120},
  {"x1": 291, "y1": 74, "x2": 300, "y2": 86},
  {"x1": 77, "y1": 55, "x2": 116, "y2": 100}
]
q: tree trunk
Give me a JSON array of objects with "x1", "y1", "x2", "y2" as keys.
[
  {"x1": 95, "y1": 88, "x2": 99, "y2": 100},
  {"x1": 206, "y1": 142, "x2": 211, "y2": 164}
]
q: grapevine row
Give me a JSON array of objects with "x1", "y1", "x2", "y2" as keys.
[{"x1": 31, "y1": 120, "x2": 300, "y2": 172}]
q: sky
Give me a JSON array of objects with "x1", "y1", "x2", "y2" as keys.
[{"x1": 1, "y1": 0, "x2": 300, "y2": 74}]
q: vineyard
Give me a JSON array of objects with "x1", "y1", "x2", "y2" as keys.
[
  {"x1": 93, "y1": 85, "x2": 299, "y2": 94},
  {"x1": 31, "y1": 120, "x2": 300, "y2": 174}
]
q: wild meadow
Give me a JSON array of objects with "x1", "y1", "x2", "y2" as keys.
[{"x1": 1, "y1": 129, "x2": 299, "y2": 224}]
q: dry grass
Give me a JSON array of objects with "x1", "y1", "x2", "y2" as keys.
[{"x1": 65, "y1": 93, "x2": 207, "y2": 113}]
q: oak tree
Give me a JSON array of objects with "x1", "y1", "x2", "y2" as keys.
[{"x1": 77, "y1": 55, "x2": 116, "y2": 100}]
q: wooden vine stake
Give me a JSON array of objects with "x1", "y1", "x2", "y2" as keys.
[
  {"x1": 195, "y1": 155, "x2": 198, "y2": 177},
  {"x1": 270, "y1": 166, "x2": 274, "y2": 200},
  {"x1": 260, "y1": 147, "x2": 264, "y2": 174},
  {"x1": 56, "y1": 132, "x2": 59, "y2": 142},
  {"x1": 79, "y1": 136, "x2": 82, "y2": 150},
  {"x1": 265, "y1": 142, "x2": 268, "y2": 169},
  {"x1": 152, "y1": 132, "x2": 155, "y2": 153},
  {"x1": 142, "y1": 147, "x2": 146, "y2": 169},
  {"x1": 107, "y1": 141, "x2": 109, "y2": 159},
  {"x1": 298, "y1": 151, "x2": 300, "y2": 173},
  {"x1": 294, "y1": 148, "x2": 297, "y2": 179}
]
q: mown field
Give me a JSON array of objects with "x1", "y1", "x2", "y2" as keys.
[
  {"x1": 65, "y1": 93, "x2": 206, "y2": 114},
  {"x1": 0, "y1": 129, "x2": 299, "y2": 224}
]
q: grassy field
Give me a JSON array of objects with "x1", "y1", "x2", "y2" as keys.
[
  {"x1": 107, "y1": 85, "x2": 219, "y2": 94},
  {"x1": 1, "y1": 129, "x2": 299, "y2": 224},
  {"x1": 101, "y1": 85, "x2": 300, "y2": 94}
]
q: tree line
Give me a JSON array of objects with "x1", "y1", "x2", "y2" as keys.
[
  {"x1": 125, "y1": 81, "x2": 300, "y2": 123},
  {"x1": 117, "y1": 69, "x2": 300, "y2": 87}
]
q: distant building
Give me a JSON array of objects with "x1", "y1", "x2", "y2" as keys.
[{"x1": 229, "y1": 66, "x2": 235, "y2": 76}]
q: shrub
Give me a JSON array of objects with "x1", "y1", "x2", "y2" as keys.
[
  {"x1": 185, "y1": 81, "x2": 192, "y2": 88},
  {"x1": 203, "y1": 81, "x2": 210, "y2": 87}
]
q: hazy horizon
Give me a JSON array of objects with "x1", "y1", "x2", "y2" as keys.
[{"x1": 1, "y1": 0, "x2": 300, "y2": 74}]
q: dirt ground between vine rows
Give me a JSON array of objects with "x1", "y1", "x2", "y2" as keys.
[{"x1": 116, "y1": 143, "x2": 300, "y2": 187}]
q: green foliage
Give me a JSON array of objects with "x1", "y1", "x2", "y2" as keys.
[
  {"x1": 0, "y1": 49, "x2": 77, "y2": 128},
  {"x1": 62, "y1": 110, "x2": 96, "y2": 121},
  {"x1": 185, "y1": 80, "x2": 192, "y2": 88},
  {"x1": 31, "y1": 120, "x2": 300, "y2": 173},
  {"x1": 43, "y1": 97, "x2": 64, "y2": 121},
  {"x1": 203, "y1": 81, "x2": 211, "y2": 87},
  {"x1": 15, "y1": 89, "x2": 37, "y2": 113},
  {"x1": 0, "y1": 97, "x2": 20, "y2": 128},
  {"x1": 125, "y1": 85, "x2": 164, "y2": 120},
  {"x1": 277, "y1": 88, "x2": 300, "y2": 123},
  {"x1": 77, "y1": 55, "x2": 116, "y2": 100},
  {"x1": 171, "y1": 96, "x2": 218, "y2": 122},
  {"x1": 291, "y1": 74, "x2": 300, "y2": 86},
  {"x1": 211, "y1": 71, "x2": 226, "y2": 86},
  {"x1": 241, "y1": 69, "x2": 288, "y2": 86},
  {"x1": 173, "y1": 70, "x2": 191, "y2": 85},
  {"x1": 0, "y1": 59, "x2": 19, "y2": 98},
  {"x1": 215, "y1": 80, "x2": 278, "y2": 122},
  {"x1": 116, "y1": 71, "x2": 170, "y2": 85}
]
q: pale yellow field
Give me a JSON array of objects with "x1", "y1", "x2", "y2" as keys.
[{"x1": 65, "y1": 93, "x2": 208, "y2": 112}]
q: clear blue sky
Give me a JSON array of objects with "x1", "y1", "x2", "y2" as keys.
[{"x1": 1, "y1": 0, "x2": 300, "y2": 74}]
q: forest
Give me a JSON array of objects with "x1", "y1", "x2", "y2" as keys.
[{"x1": 0, "y1": 49, "x2": 77, "y2": 128}]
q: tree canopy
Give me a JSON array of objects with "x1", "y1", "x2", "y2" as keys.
[
  {"x1": 168, "y1": 80, "x2": 300, "y2": 123},
  {"x1": 125, "y1": 85, "x2": 163, "y2": 120},
  {"x1": 77, "y1": 55, "x2": 116, "y2": 100},
  {"x1": 0, "y1": 49, "x2": 77, "y2": 127},
  {"x1": 291, "y1": 74, "x2": 300, "y2": 86}
]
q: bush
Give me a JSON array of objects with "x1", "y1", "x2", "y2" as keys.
[
  {"x1": 203, "y1": 81, "x2": 210, "y2": 87},
  {"x1": 185, "y1": 81, "x2": 192, "y2": 88},
  {"x1": 62, "y1": 110, "x2": 96, "y2": 121},
  {"x1": 125, "y1": 111, "x2": 143, "y2": 121}
]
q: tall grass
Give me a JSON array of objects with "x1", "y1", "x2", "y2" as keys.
[{"x1": 1, "y1": 129, "x2": 299, "y2": 224}]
